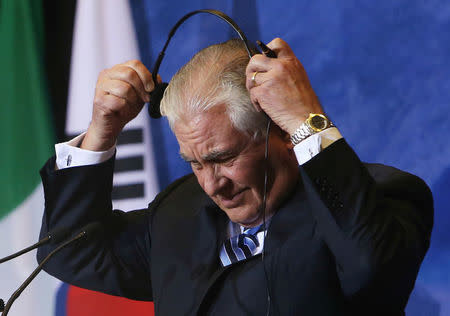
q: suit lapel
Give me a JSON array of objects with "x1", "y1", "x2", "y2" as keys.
[
  {"x1": 192, "y1": 171, "x2": 314, "y2": 314},
  {"x1": 191, "y1": 199, "x2": 230, "y2": 314}
]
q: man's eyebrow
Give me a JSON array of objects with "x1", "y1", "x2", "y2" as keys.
[
  {"x1": 179, "y1": 152, "x2": 194, "y2": 162},
  {"x1": 202, "y1": 149, "x2": 235, "y2": 162},
  {"x1": 179, "y1": 150, "x2": 235, "y2": 163},
  {"x1": 180, "y1": 150, "x2": 234, "y2": 162}
]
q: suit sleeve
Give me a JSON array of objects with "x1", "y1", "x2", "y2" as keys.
[
  {"x1": 37, "y1": 155, "x2": 153, "y2": 301},
  {"x1": 300, "y1": 138, "x2": 433, "y2": 311}
]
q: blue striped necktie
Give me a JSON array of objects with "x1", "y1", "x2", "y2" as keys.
[{"x1": 220, "y1": 224, "x2": 263, "y2": 267}]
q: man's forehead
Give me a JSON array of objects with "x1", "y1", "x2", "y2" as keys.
[
  {"x1": 175, "y1": 112, "x2": 249, "y2": 162},
  {"x1": 174, "y1": 105, "x2": 238, "y2": 142},
  {"x1": 175, "y1": 104, "x2": 226, "y2": 128}
]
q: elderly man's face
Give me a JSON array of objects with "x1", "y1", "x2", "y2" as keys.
[{"x1": 174, "y1": 105, "x2": 298, "y2": 227}]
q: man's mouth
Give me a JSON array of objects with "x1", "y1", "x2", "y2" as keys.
[{"x1": 218, "y1": 189, "x2": 247, "y2": 208}]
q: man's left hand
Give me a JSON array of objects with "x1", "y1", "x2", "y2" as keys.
[{"x1": 246, "y1": 38, "x2": 324, "y2": 135}]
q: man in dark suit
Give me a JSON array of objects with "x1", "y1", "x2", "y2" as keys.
[{"x1": 38, "y1": 38, "x2": 433, "y2": 315}]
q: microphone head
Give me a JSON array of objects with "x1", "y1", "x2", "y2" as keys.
[
  {"x1": 47, "y1": 227, "x2": 71, "y2": 245},
  {"x1": 82, "y1": 221, "x2": 103, "y2": 237},
  {"x1": 0, "y1": 298, "x2": 4, "y2": 312},
  {"x1": 148, "y1": 82, "x2": 169, "y2": 119}
]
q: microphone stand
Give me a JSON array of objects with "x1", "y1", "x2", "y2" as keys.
[
  {"x1": 1, "y1": 222, "x2": 101, "y2": 316},
  {"x1": 0, "y1": 227, "x2": 70, "y2": 264}
]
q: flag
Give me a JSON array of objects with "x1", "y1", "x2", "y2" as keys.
[
  {"x1": 0, "y1": 0, "x2": 60, "y2": 315},
  {"x1": 58, "y1": 0, "x2": 158, "y2": 315}
]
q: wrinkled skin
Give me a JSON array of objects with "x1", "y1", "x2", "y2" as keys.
[{"x1": 174, "y1": 106, "x2": 299, "y2": 227}]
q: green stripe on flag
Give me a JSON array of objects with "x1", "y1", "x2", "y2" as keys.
[{"x1": 0, "y1": 0, "x2": 54, "y2": 219}]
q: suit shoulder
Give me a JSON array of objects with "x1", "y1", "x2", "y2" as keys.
[
  {"x1": 365, "y1": 163, "x2": 430, "y2": 190},
  {"x1": 364, "y1": 163, "x2": 433, "y2": 209},
  {"x1": 148, "y1": 173, "x2": 205, "y2": 211}
]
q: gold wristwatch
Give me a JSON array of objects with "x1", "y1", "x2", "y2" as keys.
[{"x1": 290, "y1": 113, "x2": 334, "y2": 145}]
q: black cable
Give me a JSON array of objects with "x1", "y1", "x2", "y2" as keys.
[{"x1": 261, "y1": 118, "x2": 273, "y2": 316}]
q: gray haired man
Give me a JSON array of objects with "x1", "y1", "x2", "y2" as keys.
[{"x1": 38, "y1": 38, "x2": 432, "y2": 315}]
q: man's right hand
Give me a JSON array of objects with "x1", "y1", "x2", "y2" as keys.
[{"x1": 81, "y1": 60, "x2": 155, "y2": 151}]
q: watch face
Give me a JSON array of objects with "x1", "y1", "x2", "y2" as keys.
[{"x1": 310, "y1": 115, "x2": 327, "y2": 130}]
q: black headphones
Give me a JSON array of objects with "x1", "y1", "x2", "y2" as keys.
[{"x1": 147, "y1": 9, "x2": 256, "y2": 119}]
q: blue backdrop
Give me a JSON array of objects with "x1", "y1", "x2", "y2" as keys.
[{"x1": 129, "y1": 0, "x2": 449, "y2": 314}]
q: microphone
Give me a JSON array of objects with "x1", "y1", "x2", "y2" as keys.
[
  {"x1": 0, "y1": 227, "x2": 71, "y2": 264},
  {"x1": 1, "y1": 222, "x2": 102, "y2": 316},
  {"x1": 0, "y1": 299, "x2": 4, "y2": 313}
]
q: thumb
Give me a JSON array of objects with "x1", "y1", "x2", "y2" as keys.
[{"x1": 266, "y1": 38, "x2": 295, "y2": 58}]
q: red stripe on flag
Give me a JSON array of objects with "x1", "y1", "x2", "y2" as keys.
[{"x1": 66, "y1": 285, "x2": 154, "y2": 316}]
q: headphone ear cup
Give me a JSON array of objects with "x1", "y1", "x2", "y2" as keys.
[{"x1": 148, "y1": 82, "x2": 169, "y2": 119}]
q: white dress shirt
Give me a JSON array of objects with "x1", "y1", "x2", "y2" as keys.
[{"x1": 54, "y1": 128, "x2": 342, "y2": 170}]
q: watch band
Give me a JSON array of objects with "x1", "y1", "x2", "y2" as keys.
[{"x1": 290, "y1": 114, "x2": 334, "y2": 145}]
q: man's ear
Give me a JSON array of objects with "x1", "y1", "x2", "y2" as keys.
[{"x1": 271, "y1": 123, "x2": 294, "y2": 150}]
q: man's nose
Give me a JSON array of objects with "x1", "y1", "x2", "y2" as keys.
[{"x1": 202, "y1": 165, "x2": 228, "y2": 196}]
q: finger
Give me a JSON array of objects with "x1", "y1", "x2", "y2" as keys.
[
  {"x1": 251, "y1": 99, "x2": 262, "y2": 112},
  {"x1": 107, "y1": 65, "x2": 150, "y2": 102},
  {"x1": 245, "y1": 53, "x2": 279, "y2": 88},
  {"x1": 246, "y1": 54, "x2": 273, "y2": 75},
  {"x1": 100, "y1": 79, "x2": 141, "y2": 107},
  {"x1": 245, "y1": 69, "x2": 271, "y2": 91},
  {"x1": 266, "y1": 38, "x2": 295, "y2": 58},
  {"x1": 94, "y1": 91, "x2": 128, "y2": 114},
  {"x1": 123, "y1": 60, "x2": 155, "y2": 92},
  {"x1": 246, "y1": 70, "x2": 259, "y2": 91},
  {"x1": 93, "y1": 90, "x2": 145, "y2": 124},
  {"x1": 246, "y1": 55, "x2": 269, "y2": 90},
  {"x1": 248, "y1": 87, "x2": 263, "y2": 112}
]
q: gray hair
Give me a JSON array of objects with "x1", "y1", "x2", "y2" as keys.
[{"x1": 160, "y1": 39, "x2": 267, "y2": 139}]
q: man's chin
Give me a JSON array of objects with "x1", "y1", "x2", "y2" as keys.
[{"x1": 221, "y1": 206, "x2": 263, "y2": 228}]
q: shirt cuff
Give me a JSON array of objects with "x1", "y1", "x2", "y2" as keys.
[
  {"x1": 55, "y1": 133, "x2": 116, "y2": 170},
  {"x1": 293, "y1": 127, "x2": 343, "y2": 165}
]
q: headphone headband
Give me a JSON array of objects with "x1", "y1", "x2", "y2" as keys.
[{"x1": 148, "y1": 9, "x2": 255, "y2": 119}]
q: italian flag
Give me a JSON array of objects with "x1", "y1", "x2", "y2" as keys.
[
  {"x1": 0, "y1": 0, "x2": 61, "y2": 315},
  {"x1": 1, "y1": 0, "x2": 157, "y2": 315}
]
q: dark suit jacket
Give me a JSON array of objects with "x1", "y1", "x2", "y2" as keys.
[{"x1": 37, "y1": 139, "x2": 433, "y2": 315}]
